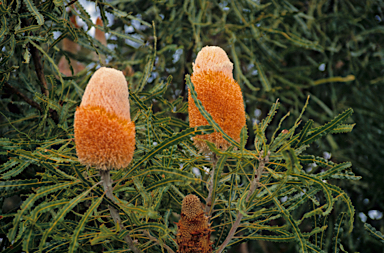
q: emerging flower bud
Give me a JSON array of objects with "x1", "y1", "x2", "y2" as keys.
[
  {"x1": 189, "y1": 46, "x2": 246, "y2": 153},
  {"x1": 74, "y1": 67, "x2": 135, "y2": 170},
  {"x1": 176, "y1": 194, "x2": 213, "y2": 253}
]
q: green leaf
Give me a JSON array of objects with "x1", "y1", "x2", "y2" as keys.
[
  {"x1": 8, "y1": 181, "x2": 78, "y2": 241},
  {"x1": 39, "y1": 185, "x2": 96, "y2": 251},
  {"x1": 327, "y1": 184, "x2": 355, "y2": 233},
  {"x1": 68, "y1": 194, "x2": 104, "y2": 253},
  {"x1": 240, "y1": 126, "x2": 248, "y2": 155},
  {"x1": 330, "y1": 124, "x2": 355, "y2": 134},
  {"x1": 255, "y1": 58, "x2": 272, "y2": 91},
  {"x1": 115, "y1": 125, "x2": 214, "y2": 181},
  {"x1": 0, "y1": 179, "x2": 50, "y2": 191},
  {"x1": 0, "y1": 16, "x2": 8, "y2": 42},
  {"x1": 0, "y1": 159, "x2": 19, "y2": 174},
  {"x1": 1, "y1": 160, "x2": 30, "y2": 179},
  {"x1": 273, "y1": 197, "x2": 308, "y2": 253},
  {"x1": 302, "y1": 108, "x2": 353, "y2": 145},
  {"x1": 295, "y1": 120, "x2": 313, "y2": 147},
  {"x1": 317, "y1": 162, "x2": 352, "y2": 179},
  {"x1": 23, "y1": 0, "x2": 44, "y2": 25},
  {"x1": 332, "y1": 212, "x2": 346, "y2": 253},
  {"x1": 15, "y1": 25, "x2": 41, "y2": 34},
  {"x1": 209, "y1": 147, "x2": 232, "y2": 213},
  {"x1": 364, "y1": 223, "x2": 384, "y2": 244},
  {"x1": 292, "y1": 174, "x2": 334, "y2": 216}
]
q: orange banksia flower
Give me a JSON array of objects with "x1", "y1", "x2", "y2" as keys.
[
  {"x1": 176, "y1": 194, "x2": 213, "y2": 253},
  {"x1": 188, "y1": 46, "x2": 246, "y2": 153},
  {"x1": 74, "y1": 67, "x2": 135, "y2": 170}
]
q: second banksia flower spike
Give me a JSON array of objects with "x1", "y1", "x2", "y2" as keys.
[
  {"x1": 74, "y1": 67, "x2": 136, "y2": 170},
  {"x1": 189, "y1": 46, "x2": 246, "y2": 154}
]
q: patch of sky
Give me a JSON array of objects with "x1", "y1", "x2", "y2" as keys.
[
  {"x1": 173, "y1": 49, "x2": 183, "y2": 63},
  {"x1": 318, "y1": 63, "x2": 326, "y2": 71},
  {"x1": 218, "y1": 1, "x2": 230, "y2": 11},
  {"x1": 359, "y1": 212, "x2": 367, "y2": 222},
  {"x1": 368, "y1": 210, "x2": 383, "y2": 220},
  {"x1": 323, "y1": 151, "x2": 331, "y2": 160}
]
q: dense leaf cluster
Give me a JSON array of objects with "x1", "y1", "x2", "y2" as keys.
[{"x1": 1, "y1": 0, "x2": 383, "y2": 252}]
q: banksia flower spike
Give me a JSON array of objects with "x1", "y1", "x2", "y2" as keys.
[
  {"x1": 74, "y1": 67, "x2": 135, "y2": 170},
  {"x1": 188, "y1": 46, "x2": 246, "y2": 154},
  {"x1": 74, "y1": 67, "x2": 140, "y2": 252},
  {"x1": 176, "y1": 194, "x2": 213, "y2": 253}
]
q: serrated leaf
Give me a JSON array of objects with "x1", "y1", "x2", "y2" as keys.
[
  {"x1": 273, "y1": 197, "x2": 308, "y2": 253},
  {"x1": 39, "y1": 185, "x2": 95, "y2": 251},
  {"x1": 0, "y1": 16, "x2": 8, "y2": 42},
  {"x1": 8, "y1": 181, "x2": 78, "y2": 241},
  {"x1": 0, "y1": 179, "x2": 50, "y2": 191},
  {"x1": 0, "y1": 159, "x2": 19, "y2": 174},
  {"x1": 2, "y1": 160, "x2": 30, "y2": 179},
  {"x1": 302, "y1": 108, "x2": 353, "y2": 145},
  {"x1": 23, "y1": 0, "x2": 44, "y2": 25},
  {"x1": 295, "y1": 120, "x2": 313, "y2": 147},
  {"x1": 292, "y1": 174, "x2": 334, "y2": 216},
  {"x1": 330, "y1": 124, "x2": 355, "y2": 134},
  {"x1": 327, "y1": 184, "x2": 355, "y2": 232},
  {"x1": 317, "y1": 162, "x2": 352, "y2": 179},
  {"x1": 364, "y1": 223, "x2": 384, "y2": 244},
  {"x1": 240, "y1": 126, "x2": 247, "y2": 155},
  {"x1": 255, "y1": 58, "x2": 272, "y2": 91}
]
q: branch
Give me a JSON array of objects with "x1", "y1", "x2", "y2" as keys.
[
  {"x1": 205, "y1": 153, "x2": 218, "y2": 218},
  {"x1": 4, "y1": 82, "x2": 42, "y2": 112},
  {"x1": 216, "y1": 151, "x2": 270, "y2": 253},
  {"x1": 144, "y1": 231, "x2": 176, "y2": 253},
  {"x1": 30, "y1": 43, "x2": 49, "y2": 97},
  {"x1": 100, "y1": 170, "x2": 143, "y2": 253}
]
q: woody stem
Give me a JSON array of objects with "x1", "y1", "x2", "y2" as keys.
[
  {"x1": 216, "y1": 151, "x2": 269, "y2": 253},
  {"x1": 100, "y1": 170, "x2": 142, "y2": 253},
  {"x1": 205, "y1": 153, "x2": 218, "y2": 219}
]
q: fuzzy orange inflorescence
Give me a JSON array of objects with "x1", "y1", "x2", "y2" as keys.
[
  {"x1": 188, "y1": 46, "x2": 246, "y2": 153},
  {"x1": 176, "y1": 194, "x2": 213, "y2": 253},
  {"x1": 74, "y1": 67, "x2": 135, "y2": 170}
]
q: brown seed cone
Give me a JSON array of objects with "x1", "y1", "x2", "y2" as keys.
[
  {"x1": 74, "y1": 67, "x2": 135, "y2": 170},
  {"x1": 176, "y1": 195, "x2": 213, "y2": 253},
  {"x1": 188, "y1": 70, "x2": 246, "y2": 154}
]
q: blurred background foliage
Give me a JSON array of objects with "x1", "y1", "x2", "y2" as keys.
[{"x1": 0, "y1": 0, "x2": 384, "y2": 252}]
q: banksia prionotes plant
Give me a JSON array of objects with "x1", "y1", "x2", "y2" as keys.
[
  {"x1": 176, "y1": 194, "x2": 213, "y2": 253},
  {"x1": 188, "y1": 46, "x2": 246, "y2": 154},
  {"x1": 74, "y1": 67, "x2": 135, "y2": 170}
]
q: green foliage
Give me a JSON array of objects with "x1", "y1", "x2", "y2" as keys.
[{"x1": 1, "y1": 0, "x2": 383, "y2": 252}]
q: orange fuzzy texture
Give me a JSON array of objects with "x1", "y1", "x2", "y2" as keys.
[
  {"x1": 189, "y1": 70, "x2": 246, "y2": 153},
  {"x1": 176, "y1": 195, "x2": 213, "y2": 253},
  {"x1": 75, "y1": 106, "x2": 135, "y2": 170},
  {"x1": 74, "y1": 67, "x2": 135, "y2": 170}
]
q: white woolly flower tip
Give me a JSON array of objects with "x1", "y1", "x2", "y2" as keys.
[
  {"x1": 192, "y1": 46, "x2": 233, "y2": 78},
  {"x1": 81, "y1": 67, "x2": 131, "y2": 121}
]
